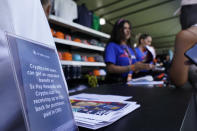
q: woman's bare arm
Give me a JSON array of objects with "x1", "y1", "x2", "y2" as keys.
[
  {"x1": 106, "y1": 63, "x2": 130, "y2": 73},
  {"x1": 170, "y1": 29, "x2": 197, "y2": 86},
  {"x1": 106, "y1": 62, "x2": 153, "y2": 74}
]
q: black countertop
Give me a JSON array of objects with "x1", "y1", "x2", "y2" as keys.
[{"x1": 72, "y1": 83, "x2": 194, "y2": 131}]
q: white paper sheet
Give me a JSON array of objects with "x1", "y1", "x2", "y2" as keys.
[
  {"x1": 70, "y1": 93, "x2": 132, "y2": 101},
  {"x1": 127, "y1": 80, "x2": 164, "y2": 85}
]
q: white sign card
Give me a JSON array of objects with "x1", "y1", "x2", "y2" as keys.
[{"x1": 6, "y1": 32, "x2": 78, "y2": 131}]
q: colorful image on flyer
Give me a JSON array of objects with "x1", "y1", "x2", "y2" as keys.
[{"x1": 70, "y1": 99, "x2": 127, "y2": 116}]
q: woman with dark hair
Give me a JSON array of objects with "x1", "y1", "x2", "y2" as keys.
[
  {"x1": 104, "y1": 19, "x2": 153, "y2": 82},
  {"x1": 135, "y1": 34, "x2": 153, "y2": 63},
  {"x1": 170, "y1": 0, "x2": 197, "y2": 87},
  {"x1": 133, "y1": 34, "x2": 156, "y2": 77}
]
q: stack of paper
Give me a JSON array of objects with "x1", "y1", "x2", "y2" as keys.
[
  {"x1": 69, "y1": 93, "x2": 140, "y2": 130},
  {"x1": 127, "y1": 75, "x2": 164, "y2": 86}
]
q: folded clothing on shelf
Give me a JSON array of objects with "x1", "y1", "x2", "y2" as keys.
[
  {"x1": 65, "y1": 34, "x2": 72, "y2": 40},
  {"x1": 54, "y1": 0, "x2": 78, "y2": 22},
  {"x1": 81, "y1": 55, "x2": 88, "y2": 61},
  {"x1": 73, "y1": 54, "x2": 81, "y2": 61},
  {"x1": 73, "y1": 38, "x2": 81, "y2": 43},
  {"x1": 62, "y1": 52, "x2": 72, "y2": 60},
  {"x1": 74, "y1": 4, "x2": 92, "y2": 28},
  {"x1": 51, "y1": 28, "x2": 56, "y2": 37},
  {"x1": 81, "y1": 39, "x2": 90, "y2": 45},
  {"x1": 88, "y1": 57, "x2": 95, "y2": 62},
  {"x1": 92, "y1": 13, "x2": 100, "y2": 31},
  {"x1": 93, "y1": 69, "x2": 100, "y2": 76},
  {"x1": 94, "y1": 55, "x2": 104, "y2": 62},
  {"x1": 54, "y1": 31, "x2": 65, "y2": 39},
  {"x1": 100, "y1": 42, "x2": 106, "y2": 47},
  {"x1": 90, "y1": 39, "x2": 99, "y2": 46},
  {"x1": 58, "y1": 51, "x2": 63, "y2": 60}
]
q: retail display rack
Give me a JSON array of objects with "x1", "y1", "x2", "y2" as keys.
[{"x1": 49, "y1": 15, "x2": 110, "y2": 67}]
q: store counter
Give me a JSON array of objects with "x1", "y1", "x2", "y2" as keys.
[{"x1": 74, "y1": 83, "x2": 193, "y2": 131}]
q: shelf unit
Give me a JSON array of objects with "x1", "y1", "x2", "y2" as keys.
[
  {"x1": 61, "y1": 60, "x2": 106, "y2": 67},
  {"x1": 54, "y1": 38, "x2": 104, "y2": 51},
  {"x1": 49, "y1": 15, "x2": 110, "y2": 39},
  {"x1": 49, "y1": 15, "x2": 110, "y2": 67}
]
